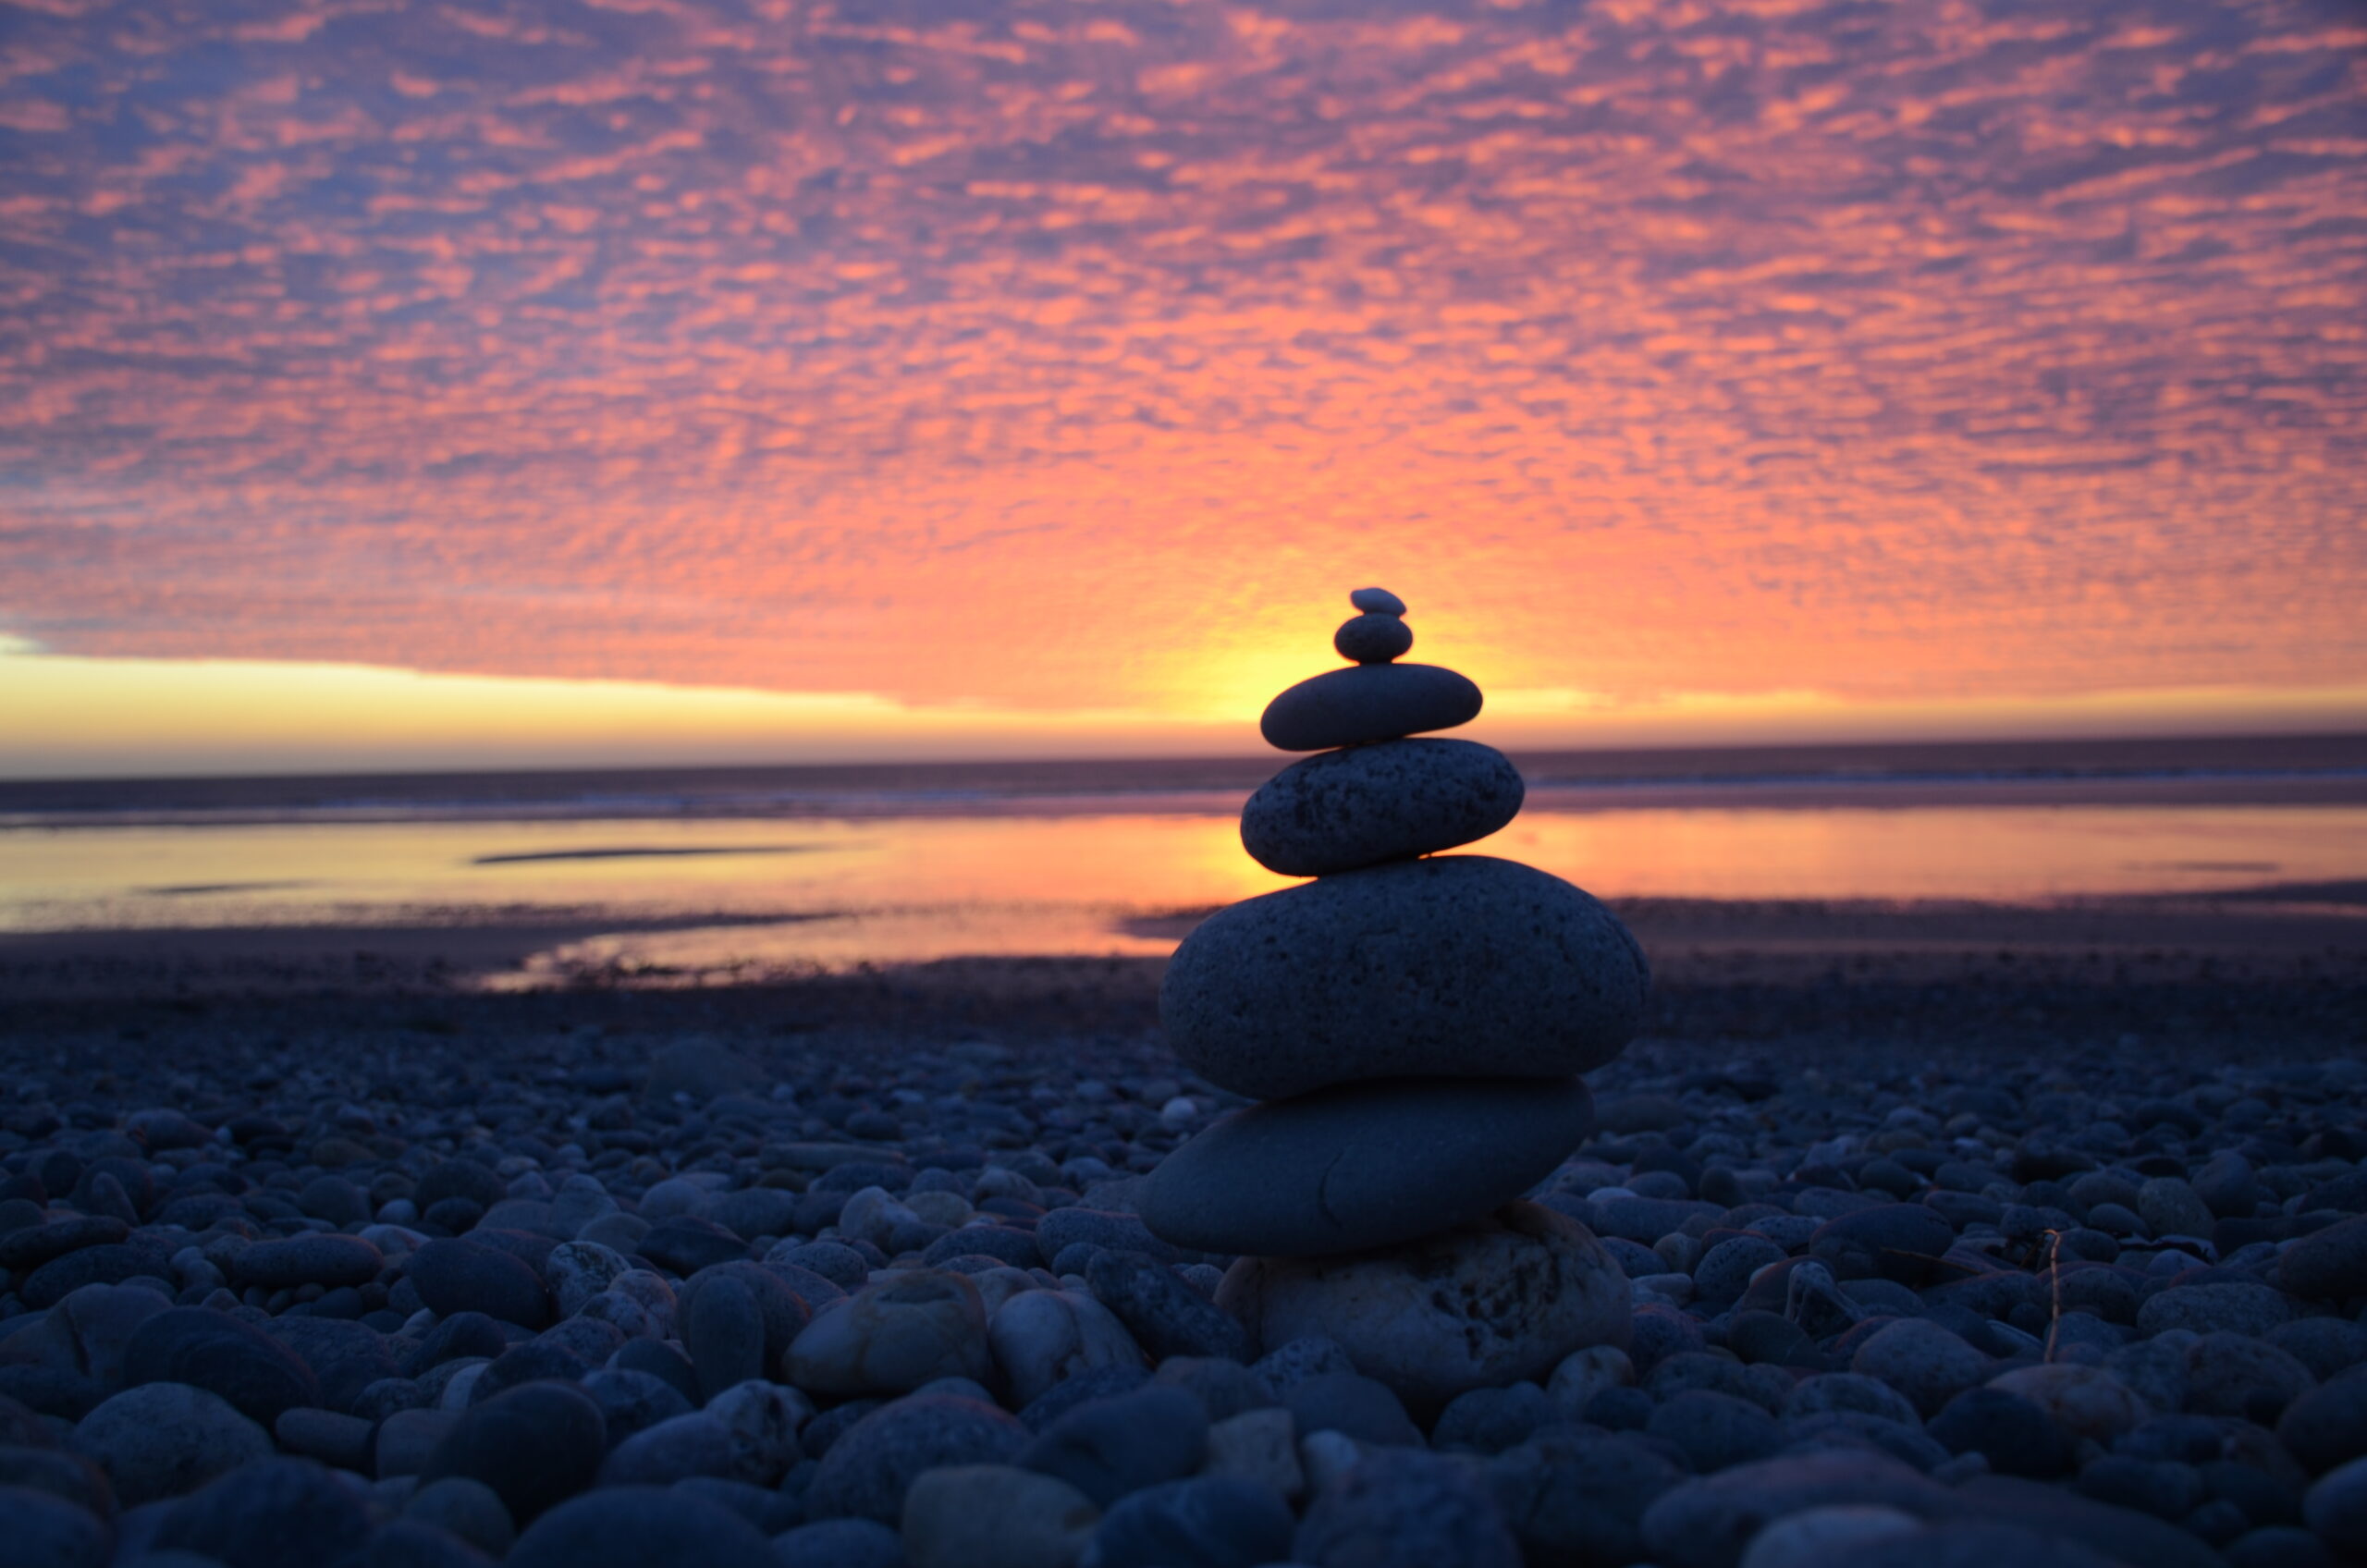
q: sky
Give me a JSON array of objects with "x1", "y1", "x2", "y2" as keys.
[{"x1": 2, "y1": 0, "x2": 2363, "y2": 776}]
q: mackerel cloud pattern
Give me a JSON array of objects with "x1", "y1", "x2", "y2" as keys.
[{"x1": 2, "y1": 0, "x2": 2362, "y2": 709}]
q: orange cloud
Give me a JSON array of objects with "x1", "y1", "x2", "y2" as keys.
[{"x1": 0, "y1": 0, "x2": 2359, "y2": 738}]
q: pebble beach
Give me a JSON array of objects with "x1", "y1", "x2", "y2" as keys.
[{"x1": 3, "y1": 959, "x2": 2364, "y2": 1568}]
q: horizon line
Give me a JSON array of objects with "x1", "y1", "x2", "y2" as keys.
[{"x1": 8, "y1": 724, "x2": 2367, "y2": 790}]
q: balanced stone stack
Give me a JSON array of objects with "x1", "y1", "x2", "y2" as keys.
[{"x1": 1141, "y1": 587, "x2": 1650, "y2": 1415}]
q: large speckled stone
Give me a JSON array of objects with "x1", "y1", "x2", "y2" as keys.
[
  {"x1": 1140, "y1": 1077, "x2": 1595, "y2": 1257},
  {"x1": 1239, "y1": 740, "x2": 1525, "y2": 876},
  {"x1": 1159, "y1": 855, "x2": 1649, "y2": 1101},
  {"x1": 1260, "y1": 664, "x2": 1482, "y2": 751},
  {"x1": 1215, "y1": 1202, "x2": 1629, "y2": 1418}
]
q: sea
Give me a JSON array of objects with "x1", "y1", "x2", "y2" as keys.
[{"x1": 3, "y1": 734, "x2": 2362, "y2": 987}]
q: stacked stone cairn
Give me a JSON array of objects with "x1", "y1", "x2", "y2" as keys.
[{"x1": 1142, "y1": 586, "x2": 1652, "y2": 1415}]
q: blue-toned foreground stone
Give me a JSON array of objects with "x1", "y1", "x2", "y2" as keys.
[
  {"x1": 1259, "y1": 663, "x2": 1482, "y2": 751},
  {"x1": 507, "y1": 1487, "x2": 777, "y2": 1568},
  {"x1": 1140, "y1": 1076, "x2": 1594, "y2": 1256},
  {"x1": 1160, "y1": 855, "x2": 1649, "y2": 1101},
  {"x1": 1216, "y1": 1202, "x2": 1629, "y2": 1418},
  {"x1": 1333, "y1": 612, "x2": 1413, "y2": 665},
  {"x1": 1239, "y1": 739, "x2": 1525, "y2": 876}
]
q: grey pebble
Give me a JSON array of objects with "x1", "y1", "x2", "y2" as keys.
[
  {"x1": 1239, "y1": 739, "x2": 1524, "y2": 876},
  {"x1": 1259, "y1": 663, "x2": 1482, "y2": 751},
  {"x1": 1159, "y1": 855, "x2": 1648, "y2": 1101}
]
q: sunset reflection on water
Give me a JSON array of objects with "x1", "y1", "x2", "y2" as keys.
[{"x1": 6, "y1": 799, "x2": 2361, "y2": 985}]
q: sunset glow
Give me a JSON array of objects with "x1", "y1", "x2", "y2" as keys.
[{"x1": 4, "y1": 0, "x2": 2364, "y2": 771}]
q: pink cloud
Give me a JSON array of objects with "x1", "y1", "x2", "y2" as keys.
[{"x1": 0, "y1": 0, "x2": 2359, "y2": 716}]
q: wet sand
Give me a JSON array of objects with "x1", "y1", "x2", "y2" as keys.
[{"x1": 4, "y1": 893, "x2": 2359, "y2": 1067}]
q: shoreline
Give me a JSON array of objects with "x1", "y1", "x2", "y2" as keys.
[
  {"x1": 6, "y1": 731, "x2": 2363, "y2": 828},
  {"x1": 4, "y1": 895, "x2": 2361, "y2": 1060}
]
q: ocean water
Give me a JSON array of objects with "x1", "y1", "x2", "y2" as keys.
[{"x1": 4, "y1": 742, "x2": 2362, "y2": 983}]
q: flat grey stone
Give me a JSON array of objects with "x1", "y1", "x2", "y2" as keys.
[
  {"x1": 1260, "y1": 663, "x2": 1482, "y2": 751},
  {"x1": 1239, "y1": 739, "x2": 1525, "y2": 876},
  {"x1": 1160, "y1": 855, "x2": 1649, "y2": 1100},
  {"x1": 1333, "y1": 613, "x2": 1412, "y2": 664},
  {"x1": 1140, "y1": 1076, "x2": 1595, "y2": 1256}
]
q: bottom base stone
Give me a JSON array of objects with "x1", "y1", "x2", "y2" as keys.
[{"x1": 1215, "y1": 1200, "x2": 1631, "y2": 1419}]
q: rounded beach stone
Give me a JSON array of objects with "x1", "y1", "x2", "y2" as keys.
[
  {"x1": 1738, "y1": 1506, "x2": 1922, "y2": 1568},
  {"x1": 2278, "y1": 1366, "x2": 2367, "y2": 1475},
  {"x1": 542, "y1": 1242, "x2": 629, "y2": 1318},
  {"x1": 121, "y1": 1307, "x2": 322, "y2": 1427},
  {"x1": 1160, "y1": 855, "x2": 1649, "y2": 1101},
  {"x1": 230, "y1": 1234, "x2": 384, "y2": 1292},
  {"x1": 776, "y1": 1517, "x2": 905, "y2": 1568},
  {"x1": 675, "y1": 1261, "x2": 810, "y2": 1367},
  {"x1": 1259, "y1": 663, "x2": 1482, "y2": 752},
  {"x1": 1139, "y1": 1076, "x2": 1594, "y2": 1256},
  {"x1": 416, "y1": 1162, "x2": 508, "y2": 1213},
  {"x1": 901, "y1": 1464, "x2": 1099, "y2": 1568},
  {"x1": 803, "y1": 1393, "x2": 1027, "y2": 1524},
  {"x1": 2306, "y1": 1455, "x2": 2367, "y2": 1554},
  {"x1": 1090, "y1": 1474, "x2": 1296, "y2": 1568},
  {"x1": 580, "y1": 1369, "x2": 693, "y2": 1447},
  {"x1": 702, "y1": 1378, "x2": 811, "y2": 1487},
  {"x1": 405, "y1": 1476, "x2": 517, "y2": 1558},
  {"x1": 2136, "y1": 1281, "x2": 2288, "y2": 1339},
  {"x1": 1019, "y1": 1384, "x2": 1208, "y2": 1508},
  {"x1": 0, "y1": 1448, "x2": 112, "y2": 1517},
  {"x1": 1850, "y1": 1320, "x2": 1989, "y2": 1418},
  {"x1": 70, "y1": 1381, "x2": 272, "y2": 1505},
  {"x1": 1637, "y1": 1450, "x2": 1953, "y2": 1568},
  {"x1": 1287, "y1": 1369, "x2": 1422, "y2": 1447},
  {"x1": 1238, "y1": 739, "x2": 1525, "y2": 876},
  {"x1": 1650, "y1": 1389, "x2": 1779, "y2": 1473},
  {"x1": 1215, "y1": 1202, "x2": 1629, "y2": 1418},
  {"x1": 598, "y1": 1413, "x2": 738, "y2": 1486},
  {"x1": 1984, "y1": 1363, "x2": 2152, "y2": 1444},
  {"x1": 1486, "y1": 1425, "x2": 1687, "y2": 1567},
  {"x1": 1333, "y1": 613, "x2": 1413, "y2": 664},
  {"x1": 2279, "y1": 1216, "x2": 2367, "y2": 1301},
  {"x1": 153, "y1": 1457, "x2": 372, "y2": 1568},
  {"x1": 784, "y1": 1271, "x2": 992, "y2": 1397},
  {"x1": 0, "y1": 1485, "x2": 111, "y2": 1568},
  {"x1": 1349, "y1": 586, "x2": 1406, "y2": 616},
  {"x1": 1295, "y1": 1448, "x2": 1522, "y2": 1568},
  {"x1": 409, "y1": 1241, "x2": 550, "y2": 1329},
  {"x1": 1083, "y1": 1251, "x2": 1248, "y2": 1363},
  {"x1": 1925, "y1": 1387, "x2": 2074, "y2": 1477},
  {"x1": 418, "y1": 1381, "x2": 607, "y2": 1525},
  {"x1": 506, "y1": 1486, "x2": 777, "y2": 1568},
  {"x1": 987, "y1": 1289, "x2": 1146, "y2": 1409},
  {"x1": 685, "y1": 1273, "x2": 766, "y2": 1402}
]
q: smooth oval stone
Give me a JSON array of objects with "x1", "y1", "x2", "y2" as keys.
[
  {"x1": 1334, "y1": 613, "x2": 1412, "y2": 664},
  {"x1": 1349, "y1": 587, "x2": 1406, "y2": 616},
  {"x1": 507, "y1": 1487, "x2": 778, "y2": 1568},
  {"x1": 1217, "y1": 1203, "x2": 1630, "y2": 1420},
  {"x1": 232, "y1": 1234, "x2": 384, "y2": 1292},
  {"x1": 1259, "y1": 663, "x2": 1481, "y2": 751},
  {"x1": 122, "y1": 1307, "x2": 322, "y2": 1427},
  {"x1": 1160, "y1": 855, "x2": 1649, "y2": 1101},
  {"x1": 1240, "y1": 739, "x2": 1524, "y2": 876},
  {"x1": 409, "y1": 1240, "x2": 550, "y2": 1329},
  {"x1": 1141, "y1": 1077, "x2": 1594, "y2": 1257}
]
